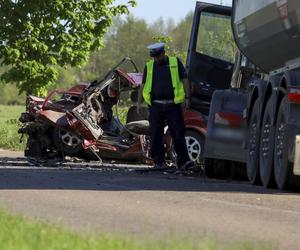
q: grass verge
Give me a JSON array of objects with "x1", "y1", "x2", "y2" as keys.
[
  {"x1": 0, "y1": 209, "x2": 274, "y2": 250},
  {"x1": 0, "y1": 105, "x2": 26, "y2": 151}
]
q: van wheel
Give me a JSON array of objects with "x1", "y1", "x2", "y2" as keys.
[{"x1": 247, "y1": 99, "x2": 261, "y2": 185}]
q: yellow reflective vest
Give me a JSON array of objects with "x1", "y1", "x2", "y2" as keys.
[{"x1": 143, "y1": 56, "x2": 185, "y2": 106}]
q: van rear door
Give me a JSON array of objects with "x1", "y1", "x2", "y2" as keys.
[{"x1": 186, "y1": 2, "x2": 234, "y2": 115}]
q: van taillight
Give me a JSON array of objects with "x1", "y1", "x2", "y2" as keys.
[{"x1": 214, "y1": 112, "x2": 244, "y2": 127}]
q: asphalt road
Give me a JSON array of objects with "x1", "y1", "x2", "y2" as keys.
[{"x1": 0, "y1": 149, "x2": 300, "y2": 249}]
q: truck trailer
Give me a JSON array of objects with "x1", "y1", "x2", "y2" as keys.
[{"x1": 186, "y1": 1, "x2": 300, "y2": 189}]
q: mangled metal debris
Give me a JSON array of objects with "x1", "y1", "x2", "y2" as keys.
[{"x1": 19, "y1": 58, "x2": 155, "y2": 164}]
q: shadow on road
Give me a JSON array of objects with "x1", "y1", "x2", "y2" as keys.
[{"x1": 0, "y1": 156, "x2": 297, "y2": 195}]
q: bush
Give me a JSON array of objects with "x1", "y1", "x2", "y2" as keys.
[{"x1": 0, "y1": 105, "x2": 26, "y2": 150}]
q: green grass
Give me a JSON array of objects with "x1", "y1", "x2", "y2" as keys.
[
  {"x1": 113, "y1": 105, "x2": 129, "y2": 124},
  {"x1": 0, "y1": 105, "x2": 26, "y2": 151},
  {"x1": 0, "y1": 209, "x2": 274, "y2": 250}
]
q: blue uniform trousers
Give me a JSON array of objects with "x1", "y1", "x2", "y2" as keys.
[{"x1": 148, "y1": 103, "x2": 190, "y2": 166}]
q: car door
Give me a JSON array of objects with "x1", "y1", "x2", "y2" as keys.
[{"x1": 186, "y1": 2, "x2": 234, "y2": 115}]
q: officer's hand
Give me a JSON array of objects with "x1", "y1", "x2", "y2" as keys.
[{"x1": 184, "y1": 98, "x2": 191, "y2": 111}]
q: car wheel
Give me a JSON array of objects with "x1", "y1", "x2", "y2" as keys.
[
  {"x1": 53, "y1": 127, "x2": 83, "y2": 155},
  {"x1": 185, "y1": 130, "x2": 204, "y2": 164},
  {"x1": 169, "y1": 130, "x2": 204, "y2": 166}
]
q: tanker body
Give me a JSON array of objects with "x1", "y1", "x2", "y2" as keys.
[
  {"x1": 232, "y1": 0, "x2": 300, "y2": 74},
  {"x1": 187, "y1": 1, "x2": 300, "y2": 189}
]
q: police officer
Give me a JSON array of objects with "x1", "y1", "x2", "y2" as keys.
[{"x1": 138, "y1": 42, "x2": 194, "y2": 170}]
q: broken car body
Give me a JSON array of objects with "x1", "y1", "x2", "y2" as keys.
[{"x1": 19, "y1": 58, "x2": 207, "y2": 165}]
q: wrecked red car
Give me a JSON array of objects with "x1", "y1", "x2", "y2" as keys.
[{"x1": 19, "y1": 58, "x2": 206, "y2": 164}]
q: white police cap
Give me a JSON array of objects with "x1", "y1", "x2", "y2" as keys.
[{"x1": 147, "y1": 42, "x2": 165, "y2": 57}]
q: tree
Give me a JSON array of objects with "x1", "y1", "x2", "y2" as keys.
[
  {"x1": 169, "y1": 12, "x2": 194, "y2": 62},
  {"x1": 79, "y1": 15, "x2": 157, "y2": 80},
  {"x1": 196, "y1": 12, "x2": 236, "y2": 63},
  {"x1": 0, "y1": 0, "x2": 136, "y2": 95}
]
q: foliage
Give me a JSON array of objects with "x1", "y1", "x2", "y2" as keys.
[
  {"x1": 0, "y1": 66, "x2": 26, "y2": 105},
  {"x1": 0, "y1": 0, "x2": 137, "y2": 96},
  {"x1": 0, "y1": 105, "x2": 26, "y2": 150},
  {"x1": 113, "y1": 105, "x2": 128, "y2": 124},
  {"x1": 0, "y1": 209, "x2": 274, "y2": 250},
  {"x1": 0, "y1": 4, "x2": 236, "y2": 103},
  {"x1": 197, "y1": 12, "x2": 236, "y2": 63},
  {"x1": 79, "y1": 15, "x2": 157, "y2": 81},
  {"x1": 78, "y1": 14, "x2": 192, "y2": 83},
  {"x1": 169, "y1": 12, "x2": 194, "y2": 63},
  {"x1": 0, "y1": 83, "x2": 26, "y2": 105},
  {"x1": 53, "y1": 66, "x2": 79, "y2": 90},
  {"x1": 152, "y1": 35, "x2": 173, "y2": 49},
  {"x1": 152, "y1": 34, "x2": 187, "y2": 63}
]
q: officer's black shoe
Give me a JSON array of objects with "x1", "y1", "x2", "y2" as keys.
[{"x1": 180, "y1": 160, "x2": 195, "y2": 170}]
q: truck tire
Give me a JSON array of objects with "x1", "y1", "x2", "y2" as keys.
[
  {"x1": 246, "y1": 99, "x2": 261, "y2": 185},
  {"x1": 259, "y1": 98, "x2": 276, "y2": 188},
  {"x1": 215, "y1": 159, "x2": 231, "y2": 179},
  {"x1": 204, "y1": 158, "x2": 230, "y2": 179},
  {"x1": 274, "y1": 96, "x2": 294, "y2": 189}
]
